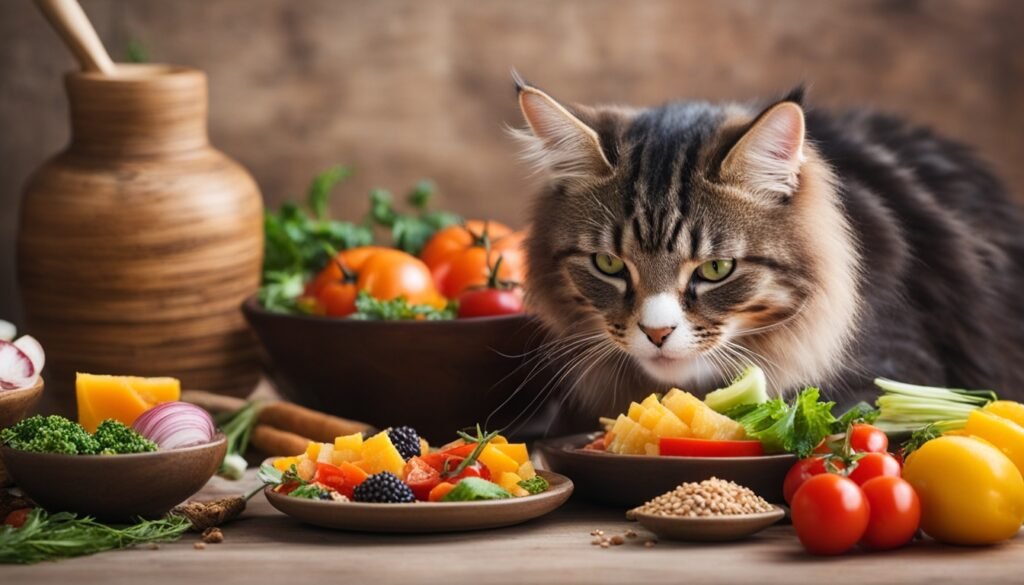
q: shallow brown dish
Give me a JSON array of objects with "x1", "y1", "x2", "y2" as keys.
[
  {"x1": 0, "y1": 377, "x2": 44, "y2": 429},
  {"x1": 242, "y1": 296, "x2": 561, "y2": 441},
  {"x1": 0, "y1": 434, "x2": 227, "y2": 522},
  {"x1": 264, "y1": 470, "x2": 573, "y2": 533},
  {"x1": 538, "y1": 433, "x2": 795, "y2": 507},
  {"x1": 633, "y1": 506, "x2": 786, "y2": 542}
]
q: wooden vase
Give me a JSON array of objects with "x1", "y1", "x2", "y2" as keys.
[{"x1": 17, "y1": 64, "x2": 264, "y2": 413}]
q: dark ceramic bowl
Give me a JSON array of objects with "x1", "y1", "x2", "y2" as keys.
[
  {"x1": 0, "y1": 434, "x2": 227, "y2": 522},
  {"x1": 242, "y1": 296, "x2": 560, "y2": 442},
  {"x1": 538, "y1": 433, "x2": 795, "y2": 507}
]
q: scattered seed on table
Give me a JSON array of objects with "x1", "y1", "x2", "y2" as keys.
[
  {"x1": 201, "y1": 527, "x2": 224, "y2": 544},
  {"x1": 625, "y1": 529, "x2": 638, "y2": 539},
  {"x1": 599, "y1": 541, "x2": 610, "y2": 548},
  {"x1": 644, "y1": 540, "x2": 657, "y2": 548},
  {"x1": 610, "y1": 535, "x2": 625, "y2": 545},
  {"x1": 591, "y1": 537, "x2": 604, "y2": 545},
  {"x1": 193, "y1": 542, "x2": 206, "y2": 550}
]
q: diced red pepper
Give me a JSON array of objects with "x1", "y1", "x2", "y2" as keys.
[{"x1": 658, "y1": 437, "x2": 765, "y2": 457}]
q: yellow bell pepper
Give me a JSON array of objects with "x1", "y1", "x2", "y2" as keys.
[
  {"x1": 984, "y1": 401, "x2": 1024, "y2": 428},
  {"x1": 963, "y1": 409, "x2": 1024, "y2": 477}
]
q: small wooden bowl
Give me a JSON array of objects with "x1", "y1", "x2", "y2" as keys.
[
  {"x1": 0, "y1": 434, "x2": 227, "y2": 522},
  {"x1": 0, "y1": 377, "x2": 44, "y2": 429},
  {"x1": 633, "y1": 506, "x2": 786, "y2": 542}
]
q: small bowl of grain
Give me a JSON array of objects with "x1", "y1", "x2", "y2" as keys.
[{"x1": 627, "y1": 477, "x2": 785, "y2": 542}]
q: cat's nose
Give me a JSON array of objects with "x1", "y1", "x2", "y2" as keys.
[{"x1": 640, "y1": 325, "x2": 676, "y2": 348}]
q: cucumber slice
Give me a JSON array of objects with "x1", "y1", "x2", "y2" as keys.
[{"x1": 704, "y1": 366, "x2": 769, "y2": 413}]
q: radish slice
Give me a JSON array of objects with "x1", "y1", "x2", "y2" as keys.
[
  {"x1": 0, "y1": 320, "x2": 14, "y2": 342},
  {"x1": 13, "y1": 335, "x2": 45, "y2": 374},
  {"x1": 0, "y1": 340, "x2": 35, "y2": 391}
]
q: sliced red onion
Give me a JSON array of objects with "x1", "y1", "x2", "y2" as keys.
[
  {"x1": 132, "y1": 401, "x2": 216, "y2": 449},
  {"x1": 0, "y1": 340, "x2": 35, "y2": 391}
]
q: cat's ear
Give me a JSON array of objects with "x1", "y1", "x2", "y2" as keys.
[
  {"x1": 512, "y1": 74, "x2": 613, "y2": 181},
  {"x1": 721, "y1": 101, "x2": 806, "y2": 201}
]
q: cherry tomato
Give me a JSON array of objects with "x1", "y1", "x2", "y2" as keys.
[
  {"x1": 458, "y1": 288, "x2": 524, "y2": 318},
  {"x1": 445, "y1": 460, "x2": 491, "y2": 483},
  {"x1": 791, "y1": 474, "x2": 870, "y2": 555},
  {"x1": 3, "y1": 508, "x2": 31, "y2": 528},
  {"x1": 313, "y1": 462, "x2": 368, "y2": 498},
  {"x1": 849, "y1": 424, "x2": 889, "y2": 453},
  {"x1": 307, "y1": 247, "x2": 445, "y2": 316},
  {"x1": 859, "y1": 476, "x2": 921, "y2": 550},
  {"x1": 848, "y1": 452, "x2": 902, "y2": 486},
  {"x1": 782, "y1": 456, "x2": 845, "y2": 505},
  {"x1": 403, "y1": 457, "x2": 442, "y2": 501},
  {"x1": 416, "y1": 450, "x2": 491, "y2": 481},
  {"x1": 421, "y1": 221, "x2": 526, "y2": 298}
]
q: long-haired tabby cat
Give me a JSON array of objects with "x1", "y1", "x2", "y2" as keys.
[{"x1": 511, "y1": 75, "x2": 1024, "y2": 415}]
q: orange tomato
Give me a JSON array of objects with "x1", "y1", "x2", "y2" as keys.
[
  {"x1": 420, "y1": 221, "x2": 526, "y2": 299},
  {"x1": 307, "y1": 246, "x2": 444, "y2": 316}
]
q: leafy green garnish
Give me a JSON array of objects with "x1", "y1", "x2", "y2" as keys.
[
  {"x1": 833, "y1": 401, "x2": 880, "y2": 433},
  {"x1": 1, "y1": 415, "x2": 99, "y2": 455},
  {"x1": 369, "y1": 181, "x2": 461, "y2": 255},
  {"x1": 0, "y1": 510, "x2": 190, "y2": 565},
  {"x1": 444, "y1": 425, "x2": 501, "y2": 479},
  {"x1": 441, "y1": 477, "x2": 512, "y2": 502},
  {"x1": 288, "y1": 484, "x2": 331, "y2": 500},
  {"x1": 517, "y1": 475, "x2": 549, "y2": 495},
  {"x1": 125, "y1": 40, "x2": 149, "y2": 64},
  {"x1": 257, "y1": 463, "x2": 283, "y2": 486},
  {"x1": 259, "y1": 167, "x2": 461, "y2": 315},
  {"x1": 727, "y1": 387, "x2": 836, "y2": 458},
  {"x1": 350, "y1": 291, "x2": 457, "y2": 321}
]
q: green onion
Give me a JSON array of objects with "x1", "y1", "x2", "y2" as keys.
[{"x1": 872, "y1": 378, "x2": 996, "y2": 433}]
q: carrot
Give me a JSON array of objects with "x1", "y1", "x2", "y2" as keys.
[
  {"x1": 257, "y1": 401, "x2": 374, "y2": 442},
  {"x1": 250, "y1": 424, "x2": 312, "y2": 456},
  {"x1": 181, "y1": 390, "x2": 247, "y2": 415},
  {"x1": 428, "y1": 482, "x2": 456, "y2": 502}
]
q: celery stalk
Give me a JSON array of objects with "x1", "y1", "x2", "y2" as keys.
[{"x1": 872, "y1": 377, "x2": 995, "y2": 433}]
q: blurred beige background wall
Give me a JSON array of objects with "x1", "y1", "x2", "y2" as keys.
[{"x1": 2, "y1": 0, "x2": 1023, "y2": 324}]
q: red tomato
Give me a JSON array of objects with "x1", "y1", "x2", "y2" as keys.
[
  {"x1": 421, "y1": 222, "x2": 526, "y2": 298},
  {"x1": 458, "y1": 288, "x2": 524, "y2": 318},
  {"x1": 3, "y1": 508, "x2": 31, "y2": 528},
  {"x1": 313, "y1": 462, "x2": 367, "y2": 498},
  {"x1": 658, "y1": 437, "x2": 765, "y2": 457},
  {"x1": 307, "y1": 247, "x2": 445, "y2": 316},
  {"x1": 782, "y1": 456, "x2": 846, "y2": 505},
  {"x1": 416, "y1": 450, "x2": 491, "y2": 481},
  {"x1": 849, "y1": 424, "x2": 889, "y2": 453},
  {"x1": 445, "y1": 461, "x2": 491, "y2": 483},
  {"x1": 791, "y1": 474, "x2": 870, "y2": 555},
  {"x1": 403, "y1": 457, "x2": 442, "y2": 501},
  {"x1": 859, "y1": 476, "x2": 921, "y2": 550},
  {"x1": 848, "y1": 452, "x2": 902, "y2": 486}
]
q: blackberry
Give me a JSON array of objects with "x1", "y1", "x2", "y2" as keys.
[
  {"x1": 387, "y1": 426, "x2": 422, "y2": 460},
  {"x1": 353, "y1": 472, "x2": 416, "y2": 503}
]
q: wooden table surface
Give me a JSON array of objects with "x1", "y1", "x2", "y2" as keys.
[{"x1": 7, "y1": 470, "x2": 1024, "y2": 585}]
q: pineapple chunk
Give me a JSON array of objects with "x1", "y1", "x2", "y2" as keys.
[
  {"x1": 478, "y1": 444, "x2": 520, "y2": 476},
  {"x1": 640, "y1": 393, "x2": 661, "y2": 409},
  {"x1": 610, "y1": 414, "x2": 634, "y2": 438},
  {"x1": 357, "y1": 432, "x2": 406, "y2": 478},
  {"x1": 497, "y1": 472, "x2": 530, "y2": 497},
  {"x1": 644, "y1": 442, "x2": 660, "y2": 456},
  {"x1": 517, "y1": 460, "x2": 537, "y2": 480},
  {"x1": 316, "y1": 443, "x2": 334, "y2": 463},
  {"x1": 651, "y1": 410, "x2": 691, "y2": 439},
  {"x1": 638, "y1": 406, "x2": 664, "y2": 430},
  {"x1": 627, "y1": 402, "x2": 645, "y2": 422},
  {"x1": 662, "y1": 389, "x2": 706, "y2": 425},
  {"x1": 690, "y1": 406, "x2": 747, "y2": 440},
  {"x1": 333, "y1": 433, "x2": 363, "y2": 463}
]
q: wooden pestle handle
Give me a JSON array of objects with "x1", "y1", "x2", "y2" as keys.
[{"x1": 34, "y1": 0, "x2": 116, "y2": 74}]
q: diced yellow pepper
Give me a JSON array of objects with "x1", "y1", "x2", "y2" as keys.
[
  {"x1": 356, "y1": 431, "x2": 406, "y2": 478},
  {"x1": 517, "y1": 460, "x2": 536, "y2": 480},
  {"x1": 273, "y1": 456, "x2": 300, "y2": 472},
  {"x1": 493, "y1": 443, "x2": 529, "y2": 466},
  {"x1": 304, "y1": 441, "x2": 321, "y2": 461},
  {"x1": 478, "y1": 444, "x2": 520, "y2": 476},
  {"x1": 497, "y1": 471, "x2": 529, "y2": 497}
]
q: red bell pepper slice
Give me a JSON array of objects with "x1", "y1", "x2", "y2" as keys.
[{"x1": 658, "y1": 437, "x2": 765, "y2": 457}]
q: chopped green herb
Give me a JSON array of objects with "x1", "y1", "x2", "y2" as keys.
[
  {"x1": 727, "y1": 387, "x2": 836, "y2": 458},
  {"x1": 517, "y1": 475, "x2": 550, "y2": 495},
  {"x1": 350, "y1": 291, "x2": 457, "y2": 321}
]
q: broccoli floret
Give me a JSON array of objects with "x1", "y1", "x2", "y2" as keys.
[
  {"x1": 93, "y1": 419, "x2": 156, "y2": 454},
  {"x1": 0, "y1": 415, "x2": 100, "y2": 455}
]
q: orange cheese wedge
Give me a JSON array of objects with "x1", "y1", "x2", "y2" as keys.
[{"x1": 76, "y1": 373, "x2": 181, "y2": 432}]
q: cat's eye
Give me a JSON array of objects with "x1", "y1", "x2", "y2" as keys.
[
  {"x1": 697, "y1": 259, "x2": 736, "y2": 282},
  {"x1": 593, "y1": 253, "x2": 626, "y2": 277}
]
